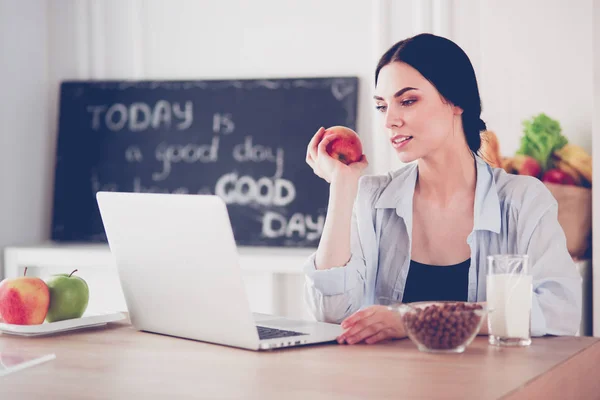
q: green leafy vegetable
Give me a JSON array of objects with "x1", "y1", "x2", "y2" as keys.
[{"x1": 516, "y1": 113, "x2": 568, "y2": 171}]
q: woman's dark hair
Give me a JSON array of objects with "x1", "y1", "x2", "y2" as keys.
[{"x1": 375, "y1": 33, "x2": 486, "y2": 153}]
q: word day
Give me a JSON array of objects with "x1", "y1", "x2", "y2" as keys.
[
  {"x1": 233, "y1": 136, "x2": 284, "y2": 178},
  {"x1": 262, "y1": 211, "x2": 324, "y2": 241}
]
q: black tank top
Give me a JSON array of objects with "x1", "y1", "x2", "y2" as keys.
[{"x1": 401, "y1": 259, "x2": 470, "y2": 303}]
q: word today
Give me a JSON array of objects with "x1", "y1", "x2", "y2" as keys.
[{"x1": 87, "y1": 101, "x2": 193, "y2": 132}]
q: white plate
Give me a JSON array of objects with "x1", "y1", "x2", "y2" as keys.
[{"x1": 0, "y1": 312, "x2": 126, "y2": 337}]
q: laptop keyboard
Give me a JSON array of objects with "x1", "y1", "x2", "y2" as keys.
[{"x1": 256, "y1": 325, "x2": 308, "y2": 340}]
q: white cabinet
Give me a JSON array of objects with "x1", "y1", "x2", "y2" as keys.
[
  {"x1": 3, "y1": 243, "x2": 316, "y2": 321},
  {"x1": 575, "y1": 258, "x2": 593, "y2": 336}
]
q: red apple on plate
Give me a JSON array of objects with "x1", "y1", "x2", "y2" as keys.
[
  {"x1": 0, "y1": 268, "x2": 50, "y2": 325},
  {"x1": 322, "y1": 126, "x2": 363, "y2": 165}
]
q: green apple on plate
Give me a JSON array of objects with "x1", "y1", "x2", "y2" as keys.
[{"x1": 45, "y1": 269, "x2": 89, "y2": 323}]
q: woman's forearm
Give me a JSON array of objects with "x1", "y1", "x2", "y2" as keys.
[{"x1": 315, "y1": 176, "x2": 359, "y2": 270}]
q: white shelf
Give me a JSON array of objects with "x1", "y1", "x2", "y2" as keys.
[
  {"x1": 3, "y1": 242, "x2": 314, "y2": 277},
  {"x1": 2, "y1": 242, "x2": 316, "y2": 321}
]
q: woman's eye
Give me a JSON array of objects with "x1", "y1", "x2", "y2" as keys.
[
  {"x1": 375, "y1": 105, "x2": 387, "y2": 112},
  {"x1": 401, "y1": 99, "x2": 416, "y2": 107}
]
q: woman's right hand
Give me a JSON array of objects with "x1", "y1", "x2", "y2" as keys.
[{"x1": 305, "y1": 127, "x2": 368, "y2": 184}]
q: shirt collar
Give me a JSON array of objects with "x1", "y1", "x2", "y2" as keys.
[{"x1": 374, "y1": 155, "x2": 501, "y2": 233}]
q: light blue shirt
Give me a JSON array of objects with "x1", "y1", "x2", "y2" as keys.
[{"x1": 303, "y1": 155, "x2": 582, "y2": 337}]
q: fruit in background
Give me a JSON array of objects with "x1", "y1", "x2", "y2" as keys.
[
  {"x1": 479, "y1": 130, "x2": 502, "y2": 168},
  {"x1": 553, "y1": 143, "x2": 592, "y2": 183},
  {"x1": 542, "y1": 169, "x2": 576, "y2": 186},
  {"x1": 511, "y1": 155, "x2": 542, "y2": 178},
  {"x1": 45, "y1": 270, "x2": 89, "y2": 323},
  {"x1": 0, "y1": 268, "x2": 50, "y2": 325},
  {"x1": 516, "y1": 113, "x2": 568, "y2": 171},
  {"x1": 552, "y1": 159, "x2": 585, "y2": 186},
  {"x1": 322, "y1": 126, "x2": 363, "y2": 165}
]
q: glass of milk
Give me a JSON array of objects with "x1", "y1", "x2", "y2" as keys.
[{"x1": 486, "y1": 254, "x2": 532, "y2": 347}]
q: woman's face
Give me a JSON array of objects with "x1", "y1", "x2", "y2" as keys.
[{"x1": 374, "y1": 62, "x2": 461, "y2": 163}]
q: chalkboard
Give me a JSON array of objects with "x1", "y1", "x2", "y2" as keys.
[{"x1": 51, "y1": 77, "x2": 359, "y2": 247}]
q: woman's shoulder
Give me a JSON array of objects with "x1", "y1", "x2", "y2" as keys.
[
  {"x1": 356, "y1": 163, "x2": 417, "y2": 205},
  {"x1": 355, "y1": 174, "x2": 392, "y2": 206},
  {"x1": 359, "y1": 163, "x2": 416, "y2": 191},
  {"x1": 358, "y1": 173, "x2": 392, "y2": 192},
  {"x1": 491, "y1": 167, "x2": 556, "y2": 209}
]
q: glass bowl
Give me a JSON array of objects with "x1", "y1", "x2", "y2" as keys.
[{"x1": 390, "y1": 301, "x2": 489, "y2": 354}]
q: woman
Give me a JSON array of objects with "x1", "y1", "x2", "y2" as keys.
[{"x1": 303, "y1": 33, "x2": 582, "y2": 345}]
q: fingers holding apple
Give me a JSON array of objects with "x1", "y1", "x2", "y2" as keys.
[
  {"x1": 314, "y1": 132, "x2": 346, "y2": 182},
  {"x1": 306, "y1": 125, "x2": 367, "y2": 183},
  {"x1": 306, "y1": 126, "x2": 327, "y2": 168},
  {"x1": 321, "y1": 126, "x2": 363, "y2": 165},
  {"x1": 306, "y1": 127, "x2": 331, "y2": 181}
]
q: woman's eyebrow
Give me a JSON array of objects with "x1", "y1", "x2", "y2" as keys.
[{"x1": 373, "y1": 87, "x2": 418, "y2": 101}]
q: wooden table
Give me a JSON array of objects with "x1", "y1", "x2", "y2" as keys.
[{"x1": 1, "y1": 320, "x2": 599, "y2": 400}]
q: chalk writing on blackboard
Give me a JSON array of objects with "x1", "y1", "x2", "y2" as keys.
[{"x1": 52, "y1": 78, "x2": 358, "y2": 247}]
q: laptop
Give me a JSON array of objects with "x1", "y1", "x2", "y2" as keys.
[{"x1": 96, "y1": 191, "x2": 342, "y2": 351}]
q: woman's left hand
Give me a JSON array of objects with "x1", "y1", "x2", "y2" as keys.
[{"x1": 337, "y1": 305, "x2": 407, "y2": 345}]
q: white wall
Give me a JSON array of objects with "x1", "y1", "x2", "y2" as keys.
[
  {"x1": 0, "y1": 0, "x2": 50, "y2": 270},
  {"x1": 48, "y1": 0, "x2": 376, "y2": 155},
  {"x1": 456, "y1": 0, "x2": 593, "y2": 157}
]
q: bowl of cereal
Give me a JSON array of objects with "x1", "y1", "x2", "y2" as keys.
[{"x1": 391, "y1": 301, "x2": 489, "y2": 354}]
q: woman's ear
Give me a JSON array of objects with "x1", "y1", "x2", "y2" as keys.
[{"x1": 453, "y1": 105, "x2": 464, "y2": 116}]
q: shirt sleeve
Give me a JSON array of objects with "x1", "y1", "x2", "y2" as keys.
[
  {"x1": 525, "y1": 198, "x2": 582, "y2": 337},
  {"x1": 302, "y1": 201, "x2": 367, "y2": 324}
]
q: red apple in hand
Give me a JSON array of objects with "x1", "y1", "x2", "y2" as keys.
[
  {"x1": 322, "y1": 126, "x2": 363, "y2": 165},
  {"x1": 0, "y1": 268, "x2": 50, "y2": 325}
]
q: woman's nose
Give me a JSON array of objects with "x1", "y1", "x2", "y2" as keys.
[{"x1": 384, "y1": 109, "x2": 402, "y2": 130}]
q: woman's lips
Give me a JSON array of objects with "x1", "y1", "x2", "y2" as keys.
[{"x1": 391, "y1": 135, "x2": 413, "y2": 149}]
